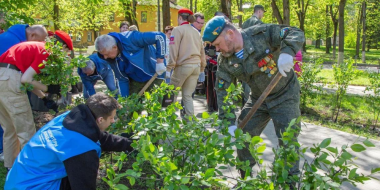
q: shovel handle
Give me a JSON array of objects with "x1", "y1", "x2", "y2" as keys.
[
  {"x1": 238, "y1": 72, "x2": 283, "y2": 129},
  {"x1": 138, "y1": 73, "x2": 158, "y2": 96}
]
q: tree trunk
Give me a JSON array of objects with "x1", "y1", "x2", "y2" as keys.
[
  {"x1": 123, "y1": 1, "x2": 138, "y2": 28},
  {"x1": 220, "y1": 0, "x2": 229, "y2": 18},
  {"x1": 338, "y1": 0, "x2": 347, "y2": 64},
  {"x1": 362, "y1": 2, "x2": 366, "y2": 63},
  {"x1": 190, "y1": 0, "x2": 193, "y2": 12},
  {"x1": 132, "y1": 0, "x2": 138, "y2": 28},
  {"x1": 53, "y1": 0, "x2": 59, "y2": 30},
  {"x1": 355, "y1": 3, "x2": 362, "y2": 59},
  {"x1": 326, "y1": 5, "x2": 330, "y2": 54},
  {"x1": 157, "y1": 0, "x2": 161, "y2": 32},
  {"x1": 330, "y1": 5, "x2": 338, "y2": 60},
  {"x1": 271, "y1": 0, "x2": 283, "y2": 24},
  {"x1": 194, "y1": 0, "x2": 197, "y2": 13},
  {"x1": 316, "y1": 37, "x2": 321, "y2": 48},
  {"x1": 283, "y1": 0, "x2": 290, "y2": 25},
  {"x1": 237, "y1": 0, "x2": 242, "y2": 28},
  {"x1": 162, "y1": 0, "x2": 171, "y2": 31},
  {"x1": 296, "y1": 0, "x2": 310, "y2": 52}
]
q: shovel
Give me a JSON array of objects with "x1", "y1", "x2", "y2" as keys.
[
  {"x1": 228, "y1": 72, "x2": 283, "y2": 136},
  {"x1": 138, "y1": 73, "x2": 158, "y2": 96}
]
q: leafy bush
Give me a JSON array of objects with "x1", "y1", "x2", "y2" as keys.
[
  {"x1": 331, "y1": 59, "x2": 359, "y2": 122},
  {"x1": 298, "y1": 58, "x2": 325, "y2": 108},
  {"x1": 365, "y1": 71, "x2": 380, "y2": 128},
  {"x1": 22, "y1": 40, "x2": 88, "y2": 95},
  {"x1": 100, "y1": 82, "x2": 379, "y2": 190}
]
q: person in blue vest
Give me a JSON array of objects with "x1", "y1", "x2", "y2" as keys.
[
  {"x1": 0, "y1": 24, "x2": 47, "y2": 55},
  {"x1": 5, "y1": 93, "x2": 134, "y2": 190},
  {"x1": 94, "y1": 31, "x2": 167, "y2": 97},
  {"x1": 78, "y1": 54, "x2": 118, "y2": 99}
]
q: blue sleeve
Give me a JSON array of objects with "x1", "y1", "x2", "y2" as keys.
[
  {"x1": 131, "y1": 31, "x2": 166, "y2": 59},
  {"x1": 79, "y1": 71, "x2": 96, "y2": 96},
  {"x1": 118, "y1": 77, "x2": 130, "y2": 97}
]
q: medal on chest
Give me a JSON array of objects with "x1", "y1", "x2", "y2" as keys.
[{"x1": 258, "y1": 53, "x2": 277, "y2": 78}]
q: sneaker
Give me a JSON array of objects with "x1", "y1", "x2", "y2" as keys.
[{"x1": 0, "y1": 152, "x2": 4, "y2": 162}]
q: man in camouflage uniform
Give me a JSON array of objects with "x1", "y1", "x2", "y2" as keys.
[
  {"x1": 241, "y1": 5, "x2": 266, "y2": 105},
  {"x1": 203, "y1": 16, "x2": 304, "y2": 179},
  {"x1": 242, "y1": 4, "x2": 265, "y2": 29}
]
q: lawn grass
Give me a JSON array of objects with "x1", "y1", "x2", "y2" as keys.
[
  {"x1": 317, "y1": 69, "x2": 371, "y2": 86},
  {"x1": 0, "y1": 165, "x2": 7, "y2": 189},
  {"x1": 303, "y1": 45, "x2": 380, "y2": 65},
  {"x1": 302, "y1": 92, "x2": 380, "y2": 140}
]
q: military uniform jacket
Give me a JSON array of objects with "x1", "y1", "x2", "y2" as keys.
[
  {"x1": 242, "y1": 15, "x2": 263, "y2": 29},
  {"x1": 215, "y1": 24, "x2": 304, "y2": 119}
]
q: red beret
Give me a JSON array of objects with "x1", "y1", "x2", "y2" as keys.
[
  {"x1": 55, "y1": 30, "x2": 73, "y2": 50},
  {"x1": 47, "y1": 31, "x2": 55, "y2": 37},
  {"x1": 178, "y1": 8, "x2": 193, "y2": 15}
]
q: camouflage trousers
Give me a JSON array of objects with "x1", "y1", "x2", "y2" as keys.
[
  {"x1": 237, "y1": 94, "x2": 301, "y2": 175},
  {"x1": 129, "y1": 78, "x2": 164, "y2": 95}
]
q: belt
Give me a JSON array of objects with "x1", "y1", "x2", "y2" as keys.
[{"x1": 0, "y1": 63, "x2": 21, "y2": 71}]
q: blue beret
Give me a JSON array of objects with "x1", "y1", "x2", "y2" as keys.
[{"x1": 202, "y1": 16, "x2": 226, "y2": 43}]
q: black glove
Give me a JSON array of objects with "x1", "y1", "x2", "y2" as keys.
[
  {"x1": 42, "y1": 97, "x2": 59, "y2": 113},
  {"x1": 47, "y1": 85, "x2": 61, "y2": 95}
]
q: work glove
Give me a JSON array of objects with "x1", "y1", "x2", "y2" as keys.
[
  {"x1": 198, "y1": 72, "x2": 205, "y2": 82},
  {"x1": 156, "y1": 62, "x2": 166, "y2": 75},
  {"x1": 277, "y1": 53, "x2": 294, "y2": 77},
  {"x1": 47, "y1": 85, "x2": 61, "y2": 95},
  {"x1": 165, "y1": 71, "x2": 171, "y2": 79},
  {"x1": 42, "y1": 97, "x2": 59, "y2": 113},
  {"x1": 228, "y1": 125, "x2": 237, "y2": 137}
]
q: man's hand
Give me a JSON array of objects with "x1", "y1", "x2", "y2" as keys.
[
  {"x1": 198, "y1": 72, "x2": 205, "y2": 82},
  {"x1": 42, "y1": 97, "x2": 59, "y2": 113},
  {"x1": 277, "y1": 53, "x2": 294, "y2": 77},
  {"x1": 165, "y1": 71, "x2": 171, "y2": 79},
  {"x1": 156, "y1": 62, "x2": 166, "y2": 75}
]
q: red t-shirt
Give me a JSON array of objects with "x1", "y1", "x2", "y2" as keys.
[{"x1": 0, "y1": 41, "x2": 48, "y2": 74}]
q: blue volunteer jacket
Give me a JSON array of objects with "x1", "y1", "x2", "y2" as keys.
[
  {"x1": 78, "y1": 54, "x2": 114, "y2": 96},
  {"x1": 99, "y1": 31, "x2": 166, "y2": 83},
  {"x1": 0, "y1": 24, "x2": 29, "y2": 55},
  {"x1": 5, "y1": 111, "x2": 101, "y2": 190}
]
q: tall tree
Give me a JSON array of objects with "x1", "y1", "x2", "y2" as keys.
[
  {"x1": 271, "y1": 0, "x2": 290, "y2": 25},
  {"x1": 355, "y1": 3, "x2": 362, "y2": 59},
  {"x1": 361, "y1": 1, "x2": 366, "y2": 63},
  {"x1": 53, "y1": 0, "x2": 59, "y2": 30},
  {"x1": 329, "y1": 4, "x2": 339, "y2": 59},
  {"x1": 121, "y1": 0, "x2": 138, "y2": 28},
  {"x1": 326, "y1": 5, "x2": 331, "y2": 54},
  {"x1": 296, "y1": 0, "x2": 311, "y2": 51},
  {"x1": 338, "y1": 0, "x2": 347, "y2": 64},
  {"x1": 190, "y1": 0, "x2": 193, "y2": 12},
  {"x1": 162, "y1": 0, "x2": 171, "y2": 31}
]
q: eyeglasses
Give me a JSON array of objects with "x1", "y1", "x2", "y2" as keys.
[{"x1": 196, "y1": 21, "x2": 204, "y2": 25}]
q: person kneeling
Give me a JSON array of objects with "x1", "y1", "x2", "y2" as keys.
[{"x1": 5, "y1": 93, "x2": 133, "y2": 190}]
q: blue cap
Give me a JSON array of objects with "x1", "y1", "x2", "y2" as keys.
[{"x1": 202, "y1": 16, "x2": 226, "y2": 43}]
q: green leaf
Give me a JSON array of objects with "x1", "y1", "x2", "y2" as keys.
[
  {"x1": 351, "y1": 144, "x2": 366, "y2": 152},
  {"x1": 115, "y1": 184, "x2": 129, "y2": 190},
  {"x1": 202, "y1": 112, "x2": 210, "y2": 119},
  {"x1": 181, "y1": 177, "x2": 190, "y2": 184},
  {"x1": 371, "y1": 168, "x2": 380, "y2": 174},
  {"x1": 319, "y1": 138, "x2": 331, "y2": 148},
  {"x1": 326, "y1": 147, "x2": 338, "y2": 154},
  {"x1": 257, "y1": 144, "x2": 266, "y2": 153},
  {"x1": 363, "y1": 139, "x2": 375, "y2": 147},
  {"x1": 180, "y1": 185, "x2": 189, "y2": 190},
  {"x1": 251, "y1": 136, "x2": 263, "y2": 145},
  {"x1": 205, "y1": 168, "x2": 215, "y2": 179},
  {"x1": 133, "y1": 112, "x2": 138, "y2": 120},
  {"x1": 349, "y1": 168, "x2": 358, "y2": 179},
  {"x1": 341, "y1": 152, "x2": 352, "y2": 160},
  {"x1": 149, "y1": 143, "x2": 155, "y2": 152},
  {"x1": 169, "y1": 162, "x2": 178, "y2": 171},
  {"x1": 327, "y1": 182, "x2": 340, "y2": 188}
]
